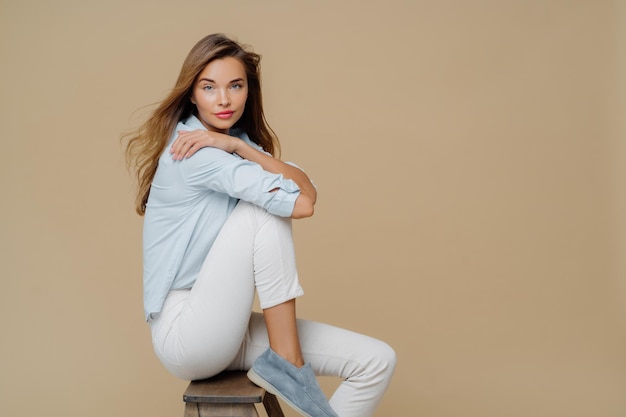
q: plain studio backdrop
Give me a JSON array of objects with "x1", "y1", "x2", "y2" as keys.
[{"x1": 1, "y1": 1, "x2": 625, "y2": 416}]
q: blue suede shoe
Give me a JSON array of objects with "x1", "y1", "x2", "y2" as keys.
[{"x1": 247, "y1": 348, "x2": 339, "y2": 417}]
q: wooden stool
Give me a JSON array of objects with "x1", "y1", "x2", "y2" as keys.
[{"x1": 183, "y1": 371, "x2": 284, "y2": 417}]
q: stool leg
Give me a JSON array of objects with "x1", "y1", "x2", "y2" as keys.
[
  {"x1": 186, "y1": 402, "x2": 259, "y2": 417},
  {"x1": 262, "y1": 393, "x2": 285, "y2": 417},
  {"x1": 184, "y1": 403, "x2": 200, "y2": 417},
  {"x1": 184, "y1": 403, "x2": 199, "y2": 417}
]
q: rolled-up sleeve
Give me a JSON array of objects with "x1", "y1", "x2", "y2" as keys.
[{"x1": 180, "y1": 147, "x2": 301, "y2": 217}]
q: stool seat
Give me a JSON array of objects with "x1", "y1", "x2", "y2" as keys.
[{"x1": 183, "y1": 371, "x2": 284, "y2": 417}]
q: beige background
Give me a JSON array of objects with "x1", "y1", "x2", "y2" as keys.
[{"x1": 2, "y1": 1, "x2": 626, "y2": 416}]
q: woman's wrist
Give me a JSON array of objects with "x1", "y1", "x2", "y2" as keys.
[{"x1": 230, "y1": 136, "x2": 246, "y2": 156}]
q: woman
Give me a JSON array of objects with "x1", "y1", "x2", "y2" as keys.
[{"x1": 124, "y1": 33, "x2": 395, "y2": 417}]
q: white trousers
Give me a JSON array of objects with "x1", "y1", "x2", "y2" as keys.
[{"x1": 149, "y1": 201, "x2": 396, "y2": 417}]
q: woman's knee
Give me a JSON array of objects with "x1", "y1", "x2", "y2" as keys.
[
  {"x1": 340, "y1": 334, "x2": 396, "y2": 386},
  {"x1": 368, "y1": 338, "x2": 397, "y2": 380}
]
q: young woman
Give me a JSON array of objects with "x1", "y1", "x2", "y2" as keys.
[{"x1": 124, "y1": 33, "x2": 396, "y2": 417}]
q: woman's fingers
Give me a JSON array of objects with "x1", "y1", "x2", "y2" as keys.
[
  {"x1": 170, "y1": 131, "x2": 186, "y2": 159},
  {"x1": 170, "y1": 130, "x2": 234, "y2": 159},
  {"x1": 171, "y1": 131, "x2": 201, "y2": 160},
  {"x1": 179, "y1": 133, "x2": 196, "y2": 159}
]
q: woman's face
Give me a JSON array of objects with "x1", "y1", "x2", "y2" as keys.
[{"x1": 191, "y1": 57, "x2": 248, "y2": 133}]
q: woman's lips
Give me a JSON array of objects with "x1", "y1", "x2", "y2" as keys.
[{"x1": 215, "y1": 111, "x2": 234, "y2": 119}]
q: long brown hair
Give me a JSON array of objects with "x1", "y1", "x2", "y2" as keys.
[{"x1": 123, "y1": 34, "x2": 280, "y2": 215}]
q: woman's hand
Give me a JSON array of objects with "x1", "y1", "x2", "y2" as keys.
[{"x1": 170, "y1": 130, "x2": 237, "y2": 160}]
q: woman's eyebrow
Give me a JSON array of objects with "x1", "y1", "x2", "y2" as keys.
[{"x1": 197, "y1": 78, "x2": 245, "y2": 83}]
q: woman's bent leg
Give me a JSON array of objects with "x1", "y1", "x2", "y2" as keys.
[
  {"x1": 231, "y1": 313, "x2": 396, "y2": 417},
  {"x1": 299, "y1": 320, "x2": 396, "y2": 417},
  {"x1": 149, "y1": 201, "x2": 303, "y2": 381}
]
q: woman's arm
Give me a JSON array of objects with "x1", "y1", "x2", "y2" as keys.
[
  {"x1": 171, "y1": 130, "x2": 316, "y2": 219},
  {"x1": 233, "y1": 141, "x2": 316, "y2": 219}
]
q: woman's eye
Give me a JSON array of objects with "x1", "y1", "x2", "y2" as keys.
[
  {"x1": 231, "y1": 84, "x2": 242, "y2": 89},
  {"x1": 203, "y1": 85, "x2": 213, "y2": 91}
]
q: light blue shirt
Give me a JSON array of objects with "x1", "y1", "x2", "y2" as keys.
[{"x1": 143, "y1": 115, "x2": 301, "y2": 320}]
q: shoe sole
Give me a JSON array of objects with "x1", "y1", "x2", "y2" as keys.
[{"x1": 247, "y1": 368, "x2": 316, "y2": 417}]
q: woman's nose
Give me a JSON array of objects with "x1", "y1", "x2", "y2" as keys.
[{"x1": 218, "y1": 89, "x2": 230, "y2": 106}]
